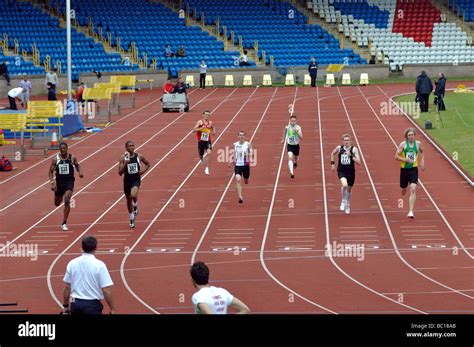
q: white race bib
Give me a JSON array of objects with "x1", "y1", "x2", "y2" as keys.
[
  {"x1": 406, "y1": 152, "x2": 416, "y2": 162},
  {"x1": 288, "y1": 135, "x2": 296, "y2": 145},
  {"x1": 341, "y1": 154, "x2": 351, "y2": 165},
  {"x1": 58, "y1": 163, "x2": 70, "y2": 175},
  {"x1": 200, "y1": 132, "x2": 209, "y2": 141},
  {"x1": 127, "y1": 163, "x2": 139, "y2": 174}
]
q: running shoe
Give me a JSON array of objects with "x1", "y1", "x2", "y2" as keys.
[
  {"x1": 204, "y1": 167, "x2": 209, "y2": 175},
  {"x1": 344, "y1": 205, "x2": 350, "y2": 215},
  {"x1": 130, "y1": 219, "x2": 135, "y2": 228},
  {"x1": 407, "y1": 211, "x2": 414, "y2": 219},
  {"x1": 61, "y1": 223, "x2": 69, "y2": 231},
  {"x1": 238, "y1": 198, "x2": 243, "y2": 204},
  {"x1": 290, "y1": 174, "x2": 294, "y2": 179},
  {"x1": 340, "y1": 202, "x2": 346, "y2": 211}
]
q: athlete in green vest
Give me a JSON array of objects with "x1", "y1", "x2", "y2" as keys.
[{"x1": 395, "y1": 128, "x2": 425, "y2": 219}]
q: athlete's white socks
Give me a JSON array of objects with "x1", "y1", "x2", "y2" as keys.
[
  {"x1": 133, "y1": 201, "x2": 138, "y2": 207},
  {"x1": 288, "y1": 160, "x2": 294, "y2": 174},
  {"x1": 346, "y1": 190, "x2": 352, "y2": 205},
  {"x1": 129, "y1": 212, "x2": 135, "y2": 220},
  {"x1": 341, "y1": 187, "x2": 346, "y2": 203}
]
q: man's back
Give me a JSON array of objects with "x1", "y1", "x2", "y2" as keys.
[{"x1": 192, "y1": 286, "x2": 233, "y2": 314}]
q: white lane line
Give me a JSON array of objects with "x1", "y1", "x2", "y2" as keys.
[
  {"x1": 367, "y1": 86, "x2": 474, "y2": 259},
  {"x1": 0, "y1": 96, "x2": 162, "y2": 186},
  {"x1": 0, "y1": 94, "x2": 178, "y2": 212},
  {"x1": 118, "y1": 87, "x2": 263, "y2": 313},
  {"x1": 321, "y1": 88, "x2": 425, "y2": 313},
  {"x1": 0, "y1": 90, "x2": 216, "y2": 255},
  {"x1": 342, "y1": 86, "x2": 474, "y2": 299},
  {"x1": 259, "y1": 87, "x2": 338, "y2": 314},
  {"x1": 45, "y1": 88, "x2": 235, "y2": 308}
]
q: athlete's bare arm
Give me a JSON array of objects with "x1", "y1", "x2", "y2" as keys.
[
  {"x1": 330, "y1": 145, "x2": 341, "y2": 171},
  {"x1": 248, "y1": 143, "x2": 254, "y2": 164},
  {"x1": 193, "y1": 120, "x2": 204, "y2": 132},
  {"x1": 229, "y1": 297, "x2": 250, "y2": 314},
  {"x1": 210, "y1": 124, "x2": 216, "y2": 135},
  {"x1": 72, "y1": 156, "x2": 84, "y2": 178},
  {"x1": 418, "y1": 141, "x2": 425, "y2": 170},
  {"x1": 196, "y1": 303, "x2": 213, "y2": 314},
  {"x1": 352, "y1": 147, "x2": 361, "y2": 165},
  {"x1": 395, "y1": 142, "x2": 411, "y2": 163},
  {"x1": 296, "y1": 126, "x2": 303, "y2": 140},
  {"x1": 139, "y1": 155, "x2": 151, "y2": 175},
  {"x1": 281, "y1": 126, "x2": 288, "y2": 144},
  {"x1": 227, "y1": 147, "x2": 233, "y2": 167},
  {"x1": 49, "y1": 158, "x2": 57, "y2": 190},
  {"x1": 118, "y1": 156, "x2": 128, "y2": 176}
]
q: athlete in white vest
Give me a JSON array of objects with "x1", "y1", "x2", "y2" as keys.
[{"x1": 228, "y1": 130, "x2": 253, "y2": 203}]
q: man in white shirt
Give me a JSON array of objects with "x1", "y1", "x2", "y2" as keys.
[
  {"x1": 190, "y1": 261, "x2": 250, "y2": 314},
  {"x1": 7, "y1": 87, "x2": 26, "y2": 110},
  {"x1": 228, "y1": 130, "x2": 253, "y2": 203},
  {"x1": 46, "y1": 69, "x2": 59, "y2": 89},
  {"x1": 239, "y1": 50, "x2": 251, "y2": 67},
  {"x1": 62, "y1": 235, "x2": 115, "y2": 314}
]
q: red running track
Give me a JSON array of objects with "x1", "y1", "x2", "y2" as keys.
[{"x1": 1, "y1": 83, "x2": 472, "y2": 313}]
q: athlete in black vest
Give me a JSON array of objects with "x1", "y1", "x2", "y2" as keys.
[
  {"x1": 118, "y1": 141, "x2": 150, "y2": 228},
  {"x1": 49, "y1": 142, "x2": 83, "y2": 231},
  {"x1": 330, "y1": 134, "x2": 360, "y2": 214}
]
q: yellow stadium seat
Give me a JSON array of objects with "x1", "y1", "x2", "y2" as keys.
[
  {"x1": 242, "y1": 75, "x2": 252, "y2": 86},
  {"x1": 205, "y1": 75, "x2": 214, "y2": 87},
  {"x1": 185, "y1": 75, "x2": 195, "y2": 87},
  {"x1": 262, "y1": 74, "x2": 272, "y2": 86},
  {"x1": 285, "y1": 74, "x2": 295, "y2": 86},
  {"x1": 359, "y1": 73, "x2": 369, "y2": 85},
  {"x1": 303, "y1": 74, "x2": 311, "y2": 86},
  {"x1": 225, "y1": 75, "x2": 234, "y2": 86},
  {"x1": 341, "y1": 73, "x2": 352, "y2": 85},
  {"x1": 325, "y1": 74, "x2": 335, "y2": 86}
]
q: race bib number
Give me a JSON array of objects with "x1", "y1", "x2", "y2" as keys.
[
  {"x1": 200, "y1": 132, "x2": 209, "y2": 141},
  {"x1": 58, "y1": 164, "x2": 70, "y2": 175},
  {"x1": 288, "y1": 135, "x2": 296, "y2": 145},
  {"x1": 341, "y1": 154, "x2": 351, "y2": 165},
  {"x1": 127, "y1": 163, "x2": 139, "y2": 174},
  {"x1": 236, "y1": 150, "x2": 244, "y2": 161},
  {"x1": 406, "y1": 152, "x2": 416, "y2": 162}
]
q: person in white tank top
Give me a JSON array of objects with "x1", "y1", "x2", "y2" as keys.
[
  {"x1": 228, "y1": 130, "x2": 253, "y2": 203},
  {"x1": 190, "y1": 261, "x2": 250, "y2": 314}
]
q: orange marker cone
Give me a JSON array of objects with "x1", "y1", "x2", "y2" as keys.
[{"x1": 50, "y1": 128, "x2": 59, "y2": 149}]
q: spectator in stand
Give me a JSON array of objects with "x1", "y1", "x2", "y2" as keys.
[
  {"x1": 199, "y1": 60, "x2": 207, "y2": 89},
  {"x1": 46, "y1": 68, "x2": 59, "y2": 90},
  {"x1": 176, "y1": 45, "x2": 186, "y2": 57},
  {"x1": 47, "y1": 82, "x2": 57, "y2": 101},
  {"x1": 239, "y1": 50, "x2": 251, "y2": 67},
  {"x1": 369, "y1": 55, "x2": 376, "y2": 64},
  {"x1": 434, "y1": 72, "x2": 446, "y2": 111},
  {"x1": 164, "y1": 45, "x2": 175, "y2": 57},
  {"x1": 7, "y1": 87, "x2": 26, "y2": 110},
  {"x1": 0, "y1": 60, "x2": 11, "y2": 86},
  {"x1": 173, "y1": 77, "x2": 188, "y2": 94},
  {"x1": 19, "y1": 74, "x2": 31, "y2": 108},
  {"x1": 308, "y1": 57, "x2": 318, "y2": 87},
  {"x1": 415, "y1": 70, "x2": 433, "y2": 113}
]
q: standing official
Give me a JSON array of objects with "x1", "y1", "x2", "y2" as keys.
[
  {"x1": 308, "y1": 57, "x2": 318, "y2": 87},
  {"x1": 62, "y1": 235, "x2": 115, "y2": 314}
]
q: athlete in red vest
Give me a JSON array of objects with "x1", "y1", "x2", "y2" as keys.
[{"x1": 193, "y1": 110, "x2": 215, "y2": 175}]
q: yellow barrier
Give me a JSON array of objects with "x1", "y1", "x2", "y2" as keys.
[{"x1": 110, "y1": 75, "x2": 136, "y2": 107}]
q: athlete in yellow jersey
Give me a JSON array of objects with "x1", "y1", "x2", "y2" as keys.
[{"x1": 395, "y1": 128, "x2": 425, "y2": 219}]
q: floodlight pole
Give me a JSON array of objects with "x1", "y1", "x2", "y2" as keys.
[{"x1": 66, "y1": 0, "x2": 72, "y2": 101}]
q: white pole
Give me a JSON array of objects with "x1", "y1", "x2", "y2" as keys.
[{"x1": 66, "y1": 0, "x2": 72, "y2": 101}]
